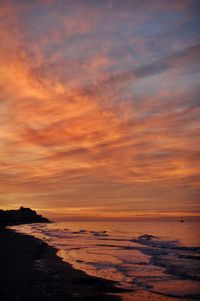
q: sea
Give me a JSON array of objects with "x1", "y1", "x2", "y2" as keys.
[{"x1": 10, "y1": 221, "x2": 200, "y2": 300}]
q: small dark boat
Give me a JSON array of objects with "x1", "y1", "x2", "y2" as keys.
[{"x1": 180, "y1": 218, "x2": 184, "y2": 222}]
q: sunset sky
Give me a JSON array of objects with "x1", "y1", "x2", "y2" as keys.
[{"x1": 0, "y1": 0, "x2": 200, "y2": 220}]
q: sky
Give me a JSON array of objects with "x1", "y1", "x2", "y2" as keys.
[{"x1": 0, "y1": 0, "x2": 200, "y2": 221}]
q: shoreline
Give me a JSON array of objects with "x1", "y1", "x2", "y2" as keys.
[{"x1": 0, "y1": 227, "x2": 125, "y2": 301}]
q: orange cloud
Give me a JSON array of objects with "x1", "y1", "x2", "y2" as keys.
[{"x1": 0, "y1": 0, "x2": 199, "y2": 219}]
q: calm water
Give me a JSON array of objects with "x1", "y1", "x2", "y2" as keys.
[{"x1": 11, "y1": 221, "x2": 200, "y2": 300}]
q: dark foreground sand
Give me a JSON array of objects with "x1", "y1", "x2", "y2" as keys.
[{"x1": 0, "y1": 227, "x2": 124, "y2": 301}]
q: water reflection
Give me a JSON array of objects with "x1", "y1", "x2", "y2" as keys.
[{"x1": 10, "y1": 221, "x2": 200, "y2": 300}]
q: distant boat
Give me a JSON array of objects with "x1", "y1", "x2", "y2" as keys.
[{"x1": 180, "y1": 218, "x2": 184, "y2": 222}]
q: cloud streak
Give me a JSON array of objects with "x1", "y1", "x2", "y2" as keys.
[{"x1": 0, "y1": 0, "x2": 199, "y2": 219}]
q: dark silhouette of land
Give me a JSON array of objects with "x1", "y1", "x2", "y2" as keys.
[
  {"x1": 0, "y1": 206, "x2": 50, "y2": 226},
  {"x1": 0, "y1": 208, "x2": 122, "y2": 301}
]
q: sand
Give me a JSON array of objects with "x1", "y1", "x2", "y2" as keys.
[{"x1": 0, "y1": 227, "x2": 124, "y2": 301}]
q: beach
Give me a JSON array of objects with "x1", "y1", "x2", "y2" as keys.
[
  {"x1": 0, "y1": 227, "x2": 123, "y2": 301},
  {"x1": 8, "y1": 221, "x2": 200, "y2": 301}
]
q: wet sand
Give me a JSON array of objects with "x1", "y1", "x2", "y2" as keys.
[{"x1": 0, "y1": 227, "x2": 124, "y2": 301}]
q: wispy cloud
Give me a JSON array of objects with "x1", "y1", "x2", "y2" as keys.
[{"x1": 0, "y1": 0, "x2": 199, "y2": 218}]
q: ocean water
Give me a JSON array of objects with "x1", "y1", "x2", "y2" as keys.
[{"x1": 11, "y1": 221, "x2": 200, "y2": 300}]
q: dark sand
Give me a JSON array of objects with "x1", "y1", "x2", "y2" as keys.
[{"x1": 0, "y1": 227, "x2": 124, "y2": 301}]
